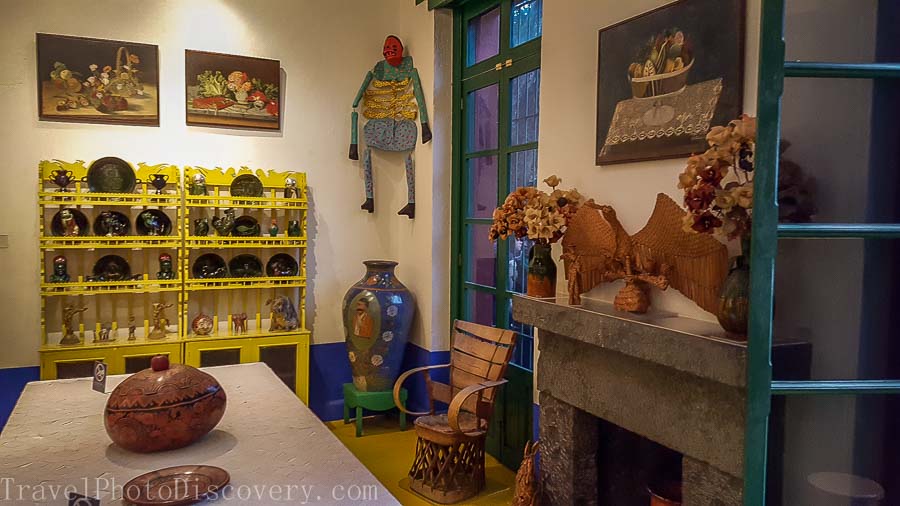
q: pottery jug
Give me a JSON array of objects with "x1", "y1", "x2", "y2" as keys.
[
  {"x1": 717, "y1": 256, "x2": 750, "y2": 339},
  {"x1": 527, "y1": 243, "x2": 557, "y2": 298},
  {"x1": 49, "y1": 169, "x2": 74, "y2": 190},
  {"x1": 104, "y1": 355, "x2": 226, "y2": 453},
  {"x1": 342, "y1": 261, "x2": 415, "y2": 391},
  {"x1": 150, "y1": 173, "x2": 169, "y2": 194}
]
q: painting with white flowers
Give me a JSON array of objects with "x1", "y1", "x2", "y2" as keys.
[{"x1": 36, "y1": 33, "x2": 159, "y2": 126}]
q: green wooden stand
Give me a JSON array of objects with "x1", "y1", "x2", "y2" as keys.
[{"x1": 343, "y1": 383, "x2": 408, "y2": 437}]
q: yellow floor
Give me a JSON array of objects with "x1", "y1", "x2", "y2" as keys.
[{"x1": 328, "y1": 416, "x2": 516, "y2": 505}]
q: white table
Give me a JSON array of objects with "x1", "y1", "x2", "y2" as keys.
[{"x1": 0, "y1": 363, "x2": 399, "y2": 505}]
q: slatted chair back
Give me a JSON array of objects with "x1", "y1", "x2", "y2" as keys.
[{"x1": 425, "y1": 320, "x2": 516, "y2": 418}]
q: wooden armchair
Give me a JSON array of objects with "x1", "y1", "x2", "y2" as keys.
[{"x1": 393, "y1": 320, "x2": 517, "y2": 504}]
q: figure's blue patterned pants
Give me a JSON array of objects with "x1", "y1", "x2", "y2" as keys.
[{"x1": 362, "y1": 119, "x2": 417, "y2": 203}]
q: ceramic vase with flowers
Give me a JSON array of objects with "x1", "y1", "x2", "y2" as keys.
[
  {"x1": 677, "y1": 115, "x2": 757, "y2": 338},
  {"x1": 489, "y1": 175, "x2": 584, "y2": 298}
]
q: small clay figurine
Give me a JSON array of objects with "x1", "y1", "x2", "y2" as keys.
[
  {"x1": 284, "y1": 177, "x2": 299, "y2": 199},
  {"x1": 194, "y1": 217, "x2": 210, "y2": 237},
  {"x1": 232, "y1": 313, "x2": 248, "y2": 334},
  {"x1": 267, "y1": 296, "x2": 299, "y2": 332},
  {"x1": 128, "y1": 315, "x2": 136, "y2": 341},
  {"x1": 148, "y1": 302, "x2": 174, "y2": 340},
  {"x1": 157, "y1": 253, "x2": 176, "y2": 280},
  {"x1": 190, "y1": 173, "x2": 207, "y2": 196},
  {"x1": 287, "y1": 220, "x2": 301, "y2": 237},
  {"x1": 96, "y1": 323, "x2": 115, "y2": 343},
  {"x1": 59, "y1": 209, "x2": 80, "y2": 237},
  {"x1": 269, "y1": 219, "x2": 279, "y2": 237},
  {"x1": 61, "y1": 305, "x2": 88, "y2": 345},
  {"x1": 212, "y1": 208, "x2": 236, "y2": 236},
  {"x1": 50, "y1": 255, "x2": 70, "y2": 283}
]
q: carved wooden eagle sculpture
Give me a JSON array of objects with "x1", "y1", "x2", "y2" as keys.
[{"x1": 561, "y1": 193, "x2": 729, "y2": 314}]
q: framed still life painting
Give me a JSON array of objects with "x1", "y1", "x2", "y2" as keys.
[
  {"x1": 595, "y1": 0, "x2": 745, "y2": 165},
  {"x1": 36, "y1": 33, "x2": 160, "y2": 126},
  {"x1": 185, "y1": 50, "x2": 281, "y2": 130}
]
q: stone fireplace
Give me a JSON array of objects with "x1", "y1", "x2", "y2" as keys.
[{"x1": 512, "y1": 296, "x2": 810, "y2": 506}]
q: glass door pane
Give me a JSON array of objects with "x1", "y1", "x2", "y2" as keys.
[
  {"x1": 466, "y1": 84, "x2": 500, "y2": 152},
  {"x1": 509, "y1": 68, "x2": 540, "y2": 146},
  {"x1": 467, "y1": 156, "x2": 499, "y2": 218},
  {"x1": 465, "y1": 289, "x2": 497, "y2": 326},
  {"x1": 510, "y1": 0, "x2": 542, "y2": 48},
  {"x1": 467, "y1": 6, "x2": 502, "y2": 66},
  {"x1": 465, "y1": 224, "x2": 497, "y2": 286}
]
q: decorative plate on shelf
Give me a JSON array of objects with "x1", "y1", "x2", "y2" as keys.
[
  {"x1": 229, "y1": 254, "x2": 263, "y2": 278},
  {"x1": 86, "y1": 157, "x2": 137, "y2": 193},
  {"x1": 136, "y1": 209, "x2": 172, "y2": 236},
  {"x1": 50, "y1": 208, "x2": 89, "y2": 237},
  {"x1": 92, "y1": 210, "x2": 131, "y2": 236},
  {"x1": 122, "y1": 465, "x2": 230, "y2": 506},
  {"x1": 266, "y1": 253, "x2": 299, "y2": 277},
  {"x1": 230, "y1": 174, "x2": 264, "y2": 197},
  {"x1": 193, "y1": 253, "x2": 228, "y2": 279},
  {"x1": 232, "y1": 215, "x2": 260, "y2": 237},
  {"x1": 91, "y1": 255, "x2": 132, "y2": 282}
]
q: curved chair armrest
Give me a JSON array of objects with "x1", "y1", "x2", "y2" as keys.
[
  {"x1": 447, "y1": 379, "x2": 508, "y2": 436},
  {"x1": 393, "y1": 363, "x2": 451, "y2": 416}
]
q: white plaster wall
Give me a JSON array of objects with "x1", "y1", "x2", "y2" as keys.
[{"x1": 0, "y1": 0, "x2": 446, "y2": 368}]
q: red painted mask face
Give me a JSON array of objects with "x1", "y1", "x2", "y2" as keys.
[{"x1": 383, "y1": 36, "x2": 403, "y2": 67}]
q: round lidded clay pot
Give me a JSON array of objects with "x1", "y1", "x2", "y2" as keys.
[{"x1": 104, "y1": 355, "x2": 226, "y2": 453}]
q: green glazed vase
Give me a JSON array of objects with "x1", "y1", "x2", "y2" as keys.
[
  {"x1": 717, "y1": 254, "x2": 750, "y2": 339},
  {"x1": 527, "y1": 243, "x2": 557, "y2": 298}
]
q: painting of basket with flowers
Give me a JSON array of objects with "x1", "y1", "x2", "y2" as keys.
[
  {"x1": 37, "y1": 33, "x2": 159, "y2": 126},
  {"x1": 185, "y1": 50, "x2": 281, "y2": 130},
  {"x1": 628, "y1": 29, "x2": 694, "y2": 99}
]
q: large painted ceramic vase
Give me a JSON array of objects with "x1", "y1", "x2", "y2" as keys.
[{"x1": 343, "y1": 260, "x2": 415, "y2": 392}]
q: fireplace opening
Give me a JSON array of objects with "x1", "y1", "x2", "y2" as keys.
[{"x1": 597, "y1": 417, "x2": 683, "y2": 505}]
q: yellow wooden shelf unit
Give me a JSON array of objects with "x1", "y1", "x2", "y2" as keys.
[
  {"x1": 37, "y1": 160, "x2": 310, "y2": 400},
  {"x1": 181, "y1": 166, "x2": 309, "y2": 398}
]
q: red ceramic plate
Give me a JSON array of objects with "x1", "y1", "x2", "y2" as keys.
[{"x1": 122, "y1": 465, "x2": 229, "y2": 506}]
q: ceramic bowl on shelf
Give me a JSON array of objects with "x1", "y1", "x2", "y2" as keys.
[
  {"x1": 85, "y1": 157, "x2": 137, "y2": 193},
  {"x1": 93, "y1": 210, "x2": 131, "y2": 237},
  {"x1": 266, "y1": 253, "x2": 299, "y2": 277},
  {"x1": 50, "y1": 208, "x2": 89, "y2": 237},
  {"x1": 229, "y1": 254, "x2": 263, "y2": 278},
  {"x1": 193, "y1": 253, "x2": 228, "y2": 279},
  {"x1": 90, "y1": 255, "x2": 133, "y2": 282},
  {"x1": 232, "y1": 215, "x2": 260, "y2": 237},
  {"x1": 136, "y1": 209, "x2": 172, "y2": 236}
]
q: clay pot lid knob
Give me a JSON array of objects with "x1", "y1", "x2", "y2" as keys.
[{"x1": 151, "y1": 355, "x2": 170, "y2": 372}]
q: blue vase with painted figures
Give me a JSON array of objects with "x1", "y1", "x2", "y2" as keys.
[{"x1": 342, "y1": 260, "x2": 415, "y2": 392}]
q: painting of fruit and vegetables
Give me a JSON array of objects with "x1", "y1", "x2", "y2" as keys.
[
  {"x1": 36, "y1": 33, "x2": 159, "y2": 126},
  {"x1": 595, "y1": 0, "x2": 744, "y2": 165},
  {"x1": 185, "y1": 50, "x2": 281, "y2": 130}
]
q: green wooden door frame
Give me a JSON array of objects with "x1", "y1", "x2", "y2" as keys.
[
  {"x1": 746, "y1": 1, "x2": 900, "y2": 504},
  {"x1": 450, "y1": 0, "x2": 541, "y2": 470}
]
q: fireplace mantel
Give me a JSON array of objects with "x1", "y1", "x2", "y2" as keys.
[{"x1": 512, "y1": 295, "x2": 810, "y2": 506}]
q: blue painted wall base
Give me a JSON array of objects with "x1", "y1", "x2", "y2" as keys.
[{"x1": 0, "y1": 366, "x2": 40, "y2": 431}]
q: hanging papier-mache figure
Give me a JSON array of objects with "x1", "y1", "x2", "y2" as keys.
[{"x1": 349, "y1": 35, "x2": 431, "y2": 219}]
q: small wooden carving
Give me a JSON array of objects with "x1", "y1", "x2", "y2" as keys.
[
  {"x1": 562, "y1": 194, "x2": 728, "y2": 314},
  {"x1": 232, "y1": 313, "x2": 248, "y2": 334}
]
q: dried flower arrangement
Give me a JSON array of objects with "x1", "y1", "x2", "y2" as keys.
[
  {"x1": 678, "y1": 114, "x2": 757, "y2": 244},
  {"x1": 489, "y1": 175, "x2": 584, "y2": 244}
]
